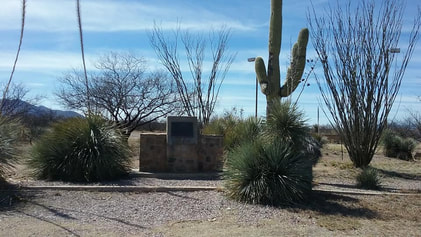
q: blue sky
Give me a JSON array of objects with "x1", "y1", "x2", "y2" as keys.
[{"x1": 0, "y1": 0, "x2": 420, "y2": 125}]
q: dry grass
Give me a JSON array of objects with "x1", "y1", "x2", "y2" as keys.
[
  {"x1": 122, "y1": 141, "x2": 421, "y2": 235},
  {"x1": 152, "y1": 193, "x2": 421, "y2": 236},
  {"x1": 1, "y1": 139, "x2": 420, "y2": 236},
  {"x1": 151, "y1": 143, "x2": 421, "y2": 236}
]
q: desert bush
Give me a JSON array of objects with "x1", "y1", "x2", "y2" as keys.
[
  {"x1": 228, "y1": 117, "x2": 261, "y2": 148},
  {"x1": 0, "y1": 116, "x2": 21, "y2": 182},
  {"x1": 202, "y1": 111, "x2": 239, "y2": 148},
  {"x1": 264, "y1": 101, "x2": 322, "y2": 165},
  {"x1": 29, "y1": 115, "x2": 131, "y2": 182},
  {"x1": 224, "y1": 141, "x2": 312, "y2": 206},
  {"x1": 224, "y1": 101, "x2": 316, "y2": 206},
  {"x1": 203, "y1": 110, "x2": 261, "y2": 150},
  {"x1": 356, "y1": 167, "x2": 382, "y2": 190},
  {"x1": 311, "y1": 133, "x2": 328, "y2": 146},
  {"x1": 398, "y1": 138, "x2": 417, "y2": 160},
  {"x1": 388, "y1": 119, "x2": 421, "y2": 141},
  {"x1": 382, "y1": 129, "x2": 417, "y2": 160}
]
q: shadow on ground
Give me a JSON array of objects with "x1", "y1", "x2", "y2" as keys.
[
  {"x1": 374, "y1": 168, "x2": 421, "y2": 180},
  {"x1": 316, "y1": 182, "x2": 357, "y2": 189},
  {"x1": 6, "y1": 197, "x2": 146, "y2": 236},
  {"x1": 292, "y1": 191, "x2": 378, "y2": 219},
  {"x1": 0, "y1": 183, "x2": 29, "y2": 211},
  {"x1": 134, "y1": 172, "x2": 222, "y2": 181}
]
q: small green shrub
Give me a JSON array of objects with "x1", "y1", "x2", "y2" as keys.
[
  {"x1": 203, "y1": 111, "x2": 261, "y2": 150},
  {"x1": 311, "y1": 133, "x2": 327, "y2": 147},
  {"x1": 398, "y1": 138, "x2": 417, "y2": 159},
  {"x1": 0, "y1": 116, "x2": 21, "y2": 182},
  {"x1": 29, "y1": 115, "x2": 131, "y2": 182},
  {"x1": 356, "y1": 167, "x2": 382, "y2": 190},
  {"x1": 382, "y1": 129, "x2": 417, "y2": 160},
  {"x1": 229, "y1": 117, "x2": 261, "y2": 148},
  {"x1": 224, "y1": 141, "x2": 312, "y2": 206}
]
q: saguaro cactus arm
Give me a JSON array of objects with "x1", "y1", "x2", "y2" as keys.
[
  {"x1": 281, "y1": 28, "x2": 309, "y2": 97},
  {"x1": 255, "y1": 56, "x2": 268, "y2": 94}
]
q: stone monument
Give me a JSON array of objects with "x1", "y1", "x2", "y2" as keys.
[{"x1": 139, "y1": 116, "x2": 223, "y2": 172}]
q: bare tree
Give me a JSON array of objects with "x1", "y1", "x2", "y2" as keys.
[
  {"x1": 149, "y1": 25, "x2": 235, "y2": 124},
  {"x1": 308, "y1": 0, "x2": 421, "y2": 167},
  {"x1": 57, "y1": 52, "x2": 180, "y2": 136}
]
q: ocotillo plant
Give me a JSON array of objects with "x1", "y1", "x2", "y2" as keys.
[
  {"x1": 1, "y1": 0, "x2": 26, "y2": 114},
  {"x1": 255, "y1": 0, "x2": 309, "y2": 115}
]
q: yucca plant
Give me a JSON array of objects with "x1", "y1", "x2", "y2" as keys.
[
  {"x1": 224, "y1": 141, "x2": 312, "y2": 206},
  {"x1": 29, "y1": 115, "x2": 131, "y2": 182},
  {"x1": 264, "y1": 100, "x2": 309, "y2": 145},
  {"x1": 223, "y1": 101, "x2": 317, "y2": 206},
  {"x1": 0, "y1": 116, "x2": 21, "y2": 183},
  {"x1": 356, "y1": 167, "x2": 382, "y2": 190},
  {"x1": 264, "y1": 100, "x2": 321, "y2": 165}
]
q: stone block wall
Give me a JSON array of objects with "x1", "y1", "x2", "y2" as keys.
[
  {"x1": 198, "y1": 135, "x2": 224, "y2": 172},
  {"x1": 139, "y1": 133, "x2": 167, "y2": 172},
  {"x1": 139, "y1": 133, "x2": 223, "y2": 172},
  {"x1": 167, "y1": 144, "x2": 198, "y2": 172}
]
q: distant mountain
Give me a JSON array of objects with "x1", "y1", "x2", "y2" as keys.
[
  {"x1": 35, "y1": 105, "x2": 83, "y2": 118},
  {"x1": 1, "y1": 99, "x2": 83, "y2": 118}
]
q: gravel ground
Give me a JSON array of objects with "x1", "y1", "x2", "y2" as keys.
[
  {"x1": 1, "y1": 144, "x2": 420, "y2": 236},
  {"x1": 8, "y1": 175, "x2": 223, "y2": 188},
  {"x1": 1, "y1": 170, "x2": 419, "y2": 236},
  {"x1": 0, "y1": 190, "x2": 285, "y2": 236}
]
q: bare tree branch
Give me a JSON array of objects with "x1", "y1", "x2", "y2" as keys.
[
  {"x1": 149, "y1": 25, "x2": 236, "y2": 124},
  {"x1": 308, "y1": 0, "x2": 421, "y2": 167},
  {"x1": 56, "y1": 52, "x2": 180, "y2": 136}
]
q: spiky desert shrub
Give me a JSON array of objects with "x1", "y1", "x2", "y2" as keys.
[
  {"x1": 356, "y1": 167, "x2": 382, "y2": 190},
  {"x1": 29, "y1": 115, "x2": 131, "y2": 182},
  {"x1": 382, "y1": 129, "x2": 417, "y2": 160},
  {"x1": 224, "y1": 101, "x2": 317, "y2": 206},
  {"x1": 264, "y1": 101, "x2": 309, "y2": 145},
  {"x1": 224, "y1": 141, "x2": 312, "y2": 206},
  {"x1": 0, "y1": 116, "x2": 21, "y2": 182},
  {"x1": 264, "y1": 101, "x2": 322, "y2": 165}
]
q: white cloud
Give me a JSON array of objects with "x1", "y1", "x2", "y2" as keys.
[
  {"x1": 26, "y1": 82, "x2": 46, "y2": 87},
  {"x1": 0, "y1": 50, "x2": 95, "y2": 73},
  {"x1": 0, "y1": 0, "x2": 256, "y2": 33}
]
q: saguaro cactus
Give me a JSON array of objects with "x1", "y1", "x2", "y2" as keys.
[{"x1": 255, "y1": 0, "x2": 309, "y2": 115}]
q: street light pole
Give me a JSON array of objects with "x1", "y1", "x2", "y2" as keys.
[
  {"x1": 385, "y1": 48, "x2": 400, "y2": 127},
  {"x1": 248, "y1": 57, "x2": 257, "y2": 118}
]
